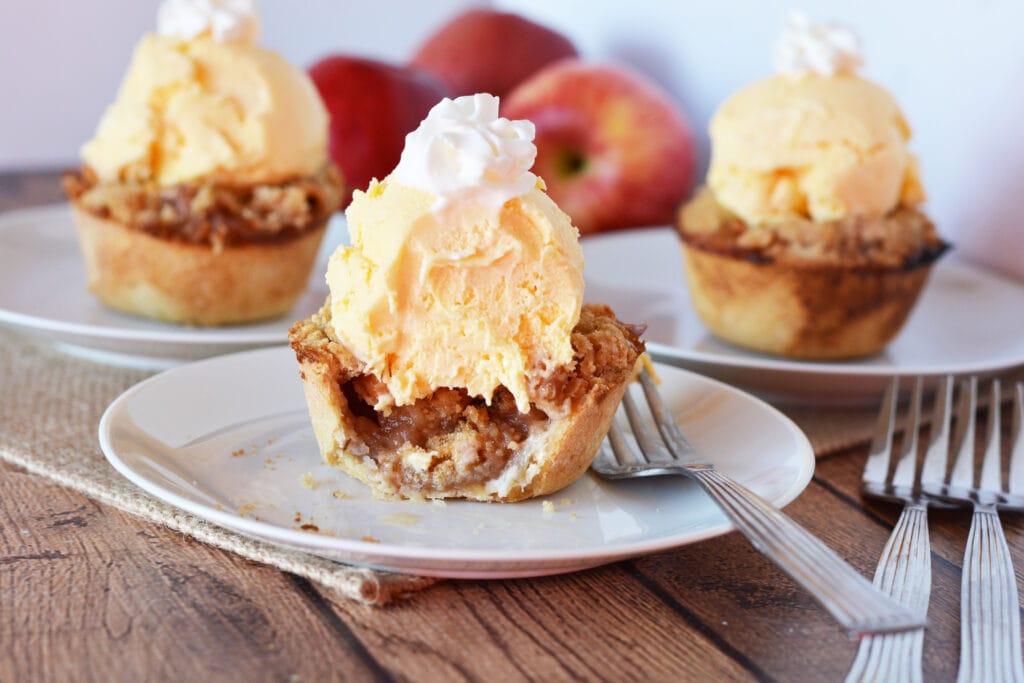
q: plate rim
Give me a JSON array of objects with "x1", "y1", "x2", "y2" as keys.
[{"x1": 97, "y1": 345, "x2": 815, "y2": 575}]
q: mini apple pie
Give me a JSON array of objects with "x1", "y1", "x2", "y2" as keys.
[
  {"x1": 64, "y1": 1, "x2": 343, "y2": 326},
  {"x1": 676, "y1": 13, "x2": 948, "y2": 359},
  {"x1": 290, "y1": 93, "x2": 645, "y2": 501}
]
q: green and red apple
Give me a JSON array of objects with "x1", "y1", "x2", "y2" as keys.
[{"x1": 504, "y1": 59, "x2": 696, "y2": 235}]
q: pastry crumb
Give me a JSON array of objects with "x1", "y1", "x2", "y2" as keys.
[
  {"x1": 331, "y1": 490, "x2": 351, "y2": 500},
  {"x1": 542, "y1": 501, "x2": 556, "y2": 513},
  {"x1": 381, "y1": 513, "x2": 421, "y2": 526},
  {"x1": 300, "y1": 472, "x2": 316, "y2": 489},
  {"x1": 361, "y1": 535, "x2": 381, "y2": 543}
]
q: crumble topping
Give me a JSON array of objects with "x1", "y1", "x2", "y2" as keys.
[
  {"x1": 678, "y1": 186, "x2": 947, "y2": 268},
  {"x1": 63, "y1": 163, "x2": 344, "y2": 249}
]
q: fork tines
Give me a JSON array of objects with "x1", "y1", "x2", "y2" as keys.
[
  {"x1": 933, "y1": 377, "x2": 1024, "y2": 507},
  {"x1": 918, "y1": 376, "x2": 1024, "y2": 683}
]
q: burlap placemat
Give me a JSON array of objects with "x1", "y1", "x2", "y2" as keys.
[
  {"x1": 6, "y1": 327, "x2": 1014, "y2": 605},
  {"x1": 0, "y1": 330, "x2": 437, "y2": 606}
]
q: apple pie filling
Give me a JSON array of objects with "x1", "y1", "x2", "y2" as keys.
[
  {"x1": 62, "y1": 164, "x2": 344, "y2": 249},
  {"x1": 289, "y1": 303, "x2": 644, "y2": 495}
]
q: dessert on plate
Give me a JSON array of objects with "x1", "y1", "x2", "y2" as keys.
[
  {"x1": 63, "y1": 0, "x2": 343, "y2": 326},
  {"x1": 676, "y1": 13, "x2": 948, "y2": 359},
  {"x1": 289, "y1": 93, "x2": 644, "y2": 502}
]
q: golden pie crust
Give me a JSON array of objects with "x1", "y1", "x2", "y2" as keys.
[
  {"x1": 71, "y1": 206, "x2": 328, "y2": 326},
  {"x1": 676, "y1": 187, "x2": 949, "y2": 359}
]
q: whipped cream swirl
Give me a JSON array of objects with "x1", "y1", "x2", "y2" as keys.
[
  {"x1": 157, "y1": 0, "x2": 260, "y2": 44},
  {"x1": 773, "y1": 11, "x2": 863, "y2": 76},
  {"x1": 391, "y1": 93, "x2": 538, "y2": 209}
]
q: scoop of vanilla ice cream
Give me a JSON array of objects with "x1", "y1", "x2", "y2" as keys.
[
  {"x1": 327, "y1": 94, "x2": 584, "y2": 413},
  {"x1": 81, "y1": 1, "x2": 326, "y2": 186},
  {"x1": 707, "y1": 14, "x2": 924, "y2": 225}
]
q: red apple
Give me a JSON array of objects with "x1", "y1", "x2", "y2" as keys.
[
  {"x1": 308, "y1": 56, "x2": 451, "y2": 203},
  {"x1": 503, "y1": 59, "x2": 696, "y2": 235},
  {"x1": 410, "y1": 9, "x2": 577, "y2": 99}
]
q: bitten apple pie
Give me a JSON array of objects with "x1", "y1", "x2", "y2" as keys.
[{"x1": 289, "y1": 94, "x2": 644, "y2": 501}]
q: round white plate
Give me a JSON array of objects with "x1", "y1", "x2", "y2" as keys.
[
  {"x1": 0, "y1": 203, "x2": 346, "y2": 369},
  {"x1": 98, "y1": 346, "x2": 814, "y2": 579},
  {"x1": 580, "y1": 227, "x2": 1024, "y2": 404}
]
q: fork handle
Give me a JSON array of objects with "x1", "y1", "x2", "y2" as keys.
[
  {"x1": 958, "y1": 506, "x2": 1024, "y2": 683},
  {"x1": 846, "y1": 503, "x2": 930, "y2": 683},
  {"x1": 686, "y1": 467, "x2": 925, "y2": 634}
]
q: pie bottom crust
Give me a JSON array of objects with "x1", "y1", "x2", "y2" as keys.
[
  {"x1": 71, "y1": 205, "x2": 327, "y2": 326},
  {"x1": 679, "y1": 241, "x2": 938, "y2": 360}
]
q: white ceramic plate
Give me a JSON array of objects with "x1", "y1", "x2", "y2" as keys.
[
  {"x1": 0, "y1": 203, "x2": 346, "y2": 369},
  {"x1": 580, "y1": 227, "x2": 1024, "y2": 404},
  {"x1": 98, "y1": 346, "x2": 814, "y2": 579}
]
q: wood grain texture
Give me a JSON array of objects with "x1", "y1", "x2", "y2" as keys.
[
  {"x1": 0, "y1": 472, "x2": 378, "y2": 682},
  {"x1": 329, "y1": 570, "x2": 758, "y2": 682}
]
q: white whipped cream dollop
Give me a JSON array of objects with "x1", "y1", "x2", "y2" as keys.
[
  {"x1": 156, "y1": 0, "x2": 260, "y2": 44},
  {"x1": 391, "y1": 93, "x2": 538, "y2": 210},
  {"x1": 773, "y1": 11, "x2": 863, "y2": 76}
]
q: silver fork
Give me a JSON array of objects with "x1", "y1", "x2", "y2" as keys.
[
  {"x1": 846, "y1": 376, "x2": 954, "y2": 683},
  {"x1": 921, "y1": 377, "x2": 1024, "y2": 683},
  {"x1": 592, "y1": 367, "x2": 926, "y2": 635}
]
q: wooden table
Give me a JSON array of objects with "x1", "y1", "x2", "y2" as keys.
[{"x1": 1, "y1": 169, "x2": 1020, "y2": 682}]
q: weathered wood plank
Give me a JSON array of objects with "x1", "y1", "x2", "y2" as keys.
[
  {"x1": 0, "y1": 471, "x2": 380, "y2": 682},
  {"x1": 329, "y1": 568, "x2": 757, "y2": 682}
]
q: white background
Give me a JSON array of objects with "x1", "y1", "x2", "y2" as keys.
[{"x1": 1, "y1": 0, "x2": 1021, "y2": 278}]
